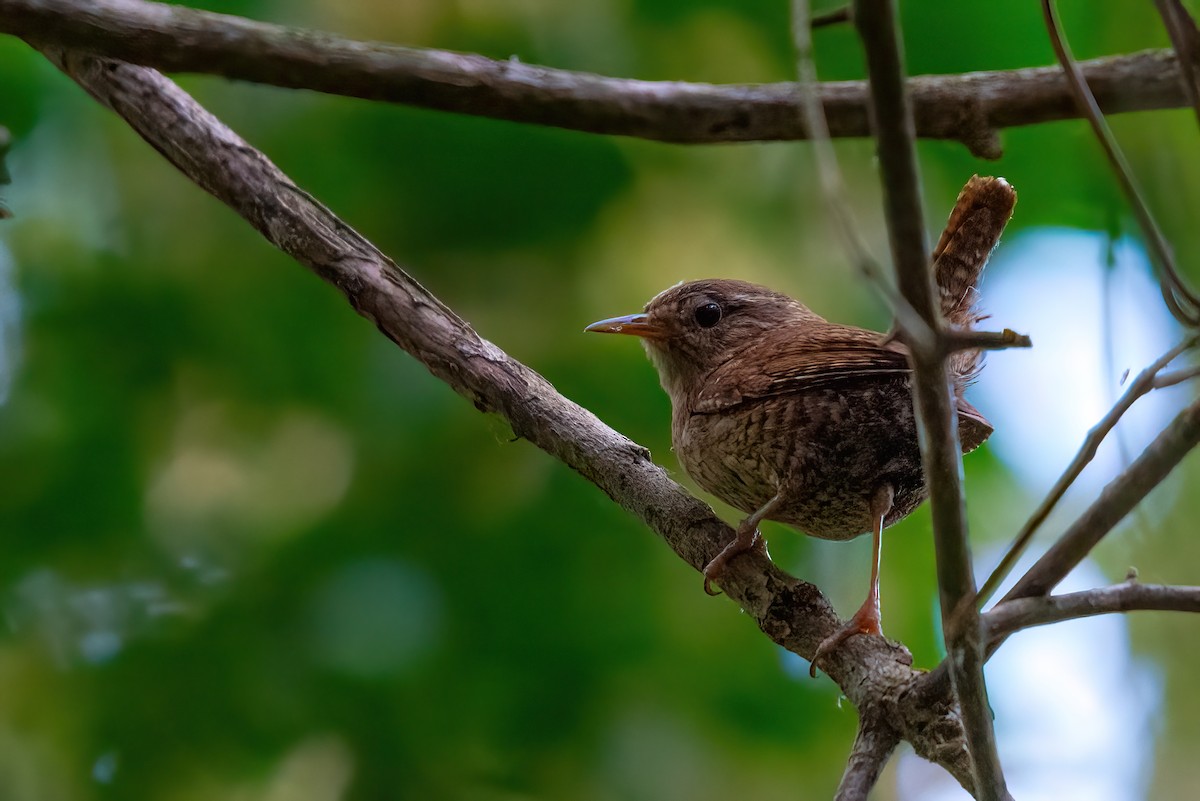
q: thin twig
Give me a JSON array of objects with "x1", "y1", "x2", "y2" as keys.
[
  {"x1": 790, "y1": 0, "x2": 880, "y2": 275},
  {"x1": 791, "y1": 7, "x2": 966, "y2": 786},
  {"x1": 1043, "y1": 0, "x2": 1200, "y2": 327},
  {"x1": 812, "y1": 5, "x2": 853, "y2": 29},
  {"x1": 1004, "y1": 394, "x2": 1200, "y2": 602},
  {"x1": 0, "y1": 0, "x2": 1192, "y2": 156},
  {"x1": 1153, "y1": 363, "x2": 1200, "y2": 389},
  {"x1": 833, "y1": 714, "x2": 900, "y2": 801},
  {"x1": 976, "y1": 334, "x2": 1200, "y2": 607},
  {"x1": 1101, "y1": 232, "x2": 1156, "y2": 566},
  {"x1": 1152, "y1": 0, "x2": 1200, "y2": 130},
  {"x1": 984, "y1": 581, "x2": 1200, "y2": 640},
  {"x1": 851, "y1": 1, "x2": 1007, "y2": 798},
  {"x1": 942, "y1": 328, "x2": 1032, "y2": 354},
  {"x1": 920, "y1": 390, "x2": 1200, "y2": 719},
  {"x1": 790, "y1": 0, "x2": 936, "y2": 353},
  {"x1": 0, "y1": 125, "x2": 10, "y2": 219}
]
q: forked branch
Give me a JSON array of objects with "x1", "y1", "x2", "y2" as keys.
[
  {"x1": 985, "y1": 581, "x2": 1200, "y2": 640},
  {"x1": 977, "y1": 334, "x2": 1200, "y2": 606}
]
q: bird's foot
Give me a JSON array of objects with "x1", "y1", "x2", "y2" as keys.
[
  {"x1": 808, "y1": 602, "x2": 882, "y2": 678},
  {"x1": 702, "y1": 530, "x2": 763, "y2": 596}
]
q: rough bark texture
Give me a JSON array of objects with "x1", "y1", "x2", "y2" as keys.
[{"x1": 0, "y1": 0, "x2": 1187, "y2": 157}]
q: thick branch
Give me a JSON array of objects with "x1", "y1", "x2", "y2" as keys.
[
  {"x1": 985, "y1": 582, "x2": 1200, "y2": 640},
  {"x1": 35, "y1": 47, "x2": 980, "y2": 789},
  {"x1": 853, "y1": 1, "x2": 1006, "y2": 798},
  {"x1": 0, "y1": 0, "x2": 1185, "y2": 158}
]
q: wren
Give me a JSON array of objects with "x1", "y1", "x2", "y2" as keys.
[{"x1": 586, "y1": 176, "x2": 1016, "y2": 668}]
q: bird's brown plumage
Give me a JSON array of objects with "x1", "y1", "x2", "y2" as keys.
[
  {"x1": 633, "y1": 278, "x2": 992, "y2": 541},
  {"x1": 585, "y1": 175, "x2": 1016, "y2": 661}
]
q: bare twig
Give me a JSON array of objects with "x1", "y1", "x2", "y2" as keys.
[
  {"x1": 0, "y1": 0, "x2": 1191, "y2": 157},
  {"x1": 985, "y1": 581, "x2": 1200, "y2": 640},
  {"x1": 1043, "y1": 0, "x2": 1200, "y2": 327},
  {"x1": 976, "y1": 334, "x2": 1200, "y2": 607},
  {"x1": 0, "y1": 125, "x2": 11, "y2": 219},
  {"x1": 0, "y1": 125, "x2": 10, "y2": 184},
  {"x1": 790, "y1": 0, "x2": 882, "y2": 276},
  {"x1": 851, "y1": 1, "x2": 1007, "y2": 798},
  {"x1": 33, "y1": 47, "x2": 986, "y2": 789},
  {"x1": 790, "y1": 7, "x2": 986, "y2": 787},
  {"x1": 921, "y1": 389, "x2": 1200, "y2": 729},
  {"x1": 790, "y1": 0, "x2": 935, "y2": 353},
  {"x1": 1098, "y1": 235, "x2": 1152, "y2": 544},
  {"x1": 812, "y1": 5, "x2": 853, "y2": 29},
  {"x1": 1152, "y1": 0, "x2": 1200, "y2": 130},
  {"x1": 833, "y1": 714, "x2": 900, "y2": 801},
  {"x1": 942, "y1": 328, "x2": 1032, "y2": 354},
  {"x1": 1153, "y1": 363, "x2": 1200, "y2": 389},
  {"x1": 1004, "y1": 394, "x2": 1200, "y2": 602}
]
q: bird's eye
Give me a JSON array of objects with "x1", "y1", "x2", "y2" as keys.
[{"x1": 693, "y1": 301, "x2": 723, "y2": 328}]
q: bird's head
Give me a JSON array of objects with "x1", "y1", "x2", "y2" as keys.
[{"x1": 585, "y1": 279, "x2": 823, "y2": 400}]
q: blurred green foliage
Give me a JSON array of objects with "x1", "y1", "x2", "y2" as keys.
[{"x1": 1, "y1": 1, "x2": 1200, "y2": 799}]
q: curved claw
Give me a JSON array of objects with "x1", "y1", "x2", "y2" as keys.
[
  {"x1": 702, "y1": 551, "x2": 729, "y2": 596},
  {"x1": 808, "y1": 605, "x2": 883, "y2": 678},
  {"x1": 701, "y1": 529, "x2": 765, "y2": 597}
]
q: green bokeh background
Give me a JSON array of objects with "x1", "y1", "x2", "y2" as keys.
[{"x1": 1, "y1": 1, "x2": 1199, "y2": 799}]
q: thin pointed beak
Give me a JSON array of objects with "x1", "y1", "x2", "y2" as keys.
[{"x1": 584, "y1": 313, "x2": 665, "y2": 339}]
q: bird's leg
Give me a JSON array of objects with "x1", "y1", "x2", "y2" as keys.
[
  {"x1": 810, "y1": 484, "x2": 895, "y2": 677},
  {"x1": 703, "y1": 491, "x2": 783, "y2": 596}
]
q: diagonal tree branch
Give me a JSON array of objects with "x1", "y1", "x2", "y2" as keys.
[
  {"x1": 920, "y1": 391, "x2": 1200, "y2": 704},
  {"x1": 0, "y1": 0, "x2": 1188, "y2": 158},
  {"x1": 984, "y1": 581, "x2": 1200, "y2": 640},
  {"x1": 30, "y1": 44, "x2": 986, "y2": 794},
  {"x1": 1043, "y1": 0, "x2": 1200, "y2": 327},
  {"x1": 1154, "y1": 364, "x2": 1200, "y2": 389},
  {"x1": 976, "y1": 334, "x2": 1200, "y2": 606},
  {"x1": 1153, "y1": 0, "x2": 1200, "y2": 130},
  {"x1": 833, "y1": 713, "x2": 900, "y2": 801},
  {"x1": 851, "y1": 0, "x2": 1007, "y2": 798},
  {"x1": 1003, "y1": 394, "x2": 1200, "y2": 603}
]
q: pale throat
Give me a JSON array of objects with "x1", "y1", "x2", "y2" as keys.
[{"x1": 642, "y1": 339, "x2": 698, "y2": 402}]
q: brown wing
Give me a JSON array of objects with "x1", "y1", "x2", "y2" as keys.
[
  {"x1": 691, "y1": 323, "x2": 995, "y2": 451},
  {"x1": 691, "y1": 325, "x2": 910, "y2": 413}
]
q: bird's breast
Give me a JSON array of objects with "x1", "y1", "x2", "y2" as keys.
[{"x1": 673, "y1": 378, "x2": 936, "y2": 541}]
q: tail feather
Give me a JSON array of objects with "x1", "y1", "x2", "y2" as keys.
[{"x1": 932, "y1": 175, "x2": 1017, "y2": 379}]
